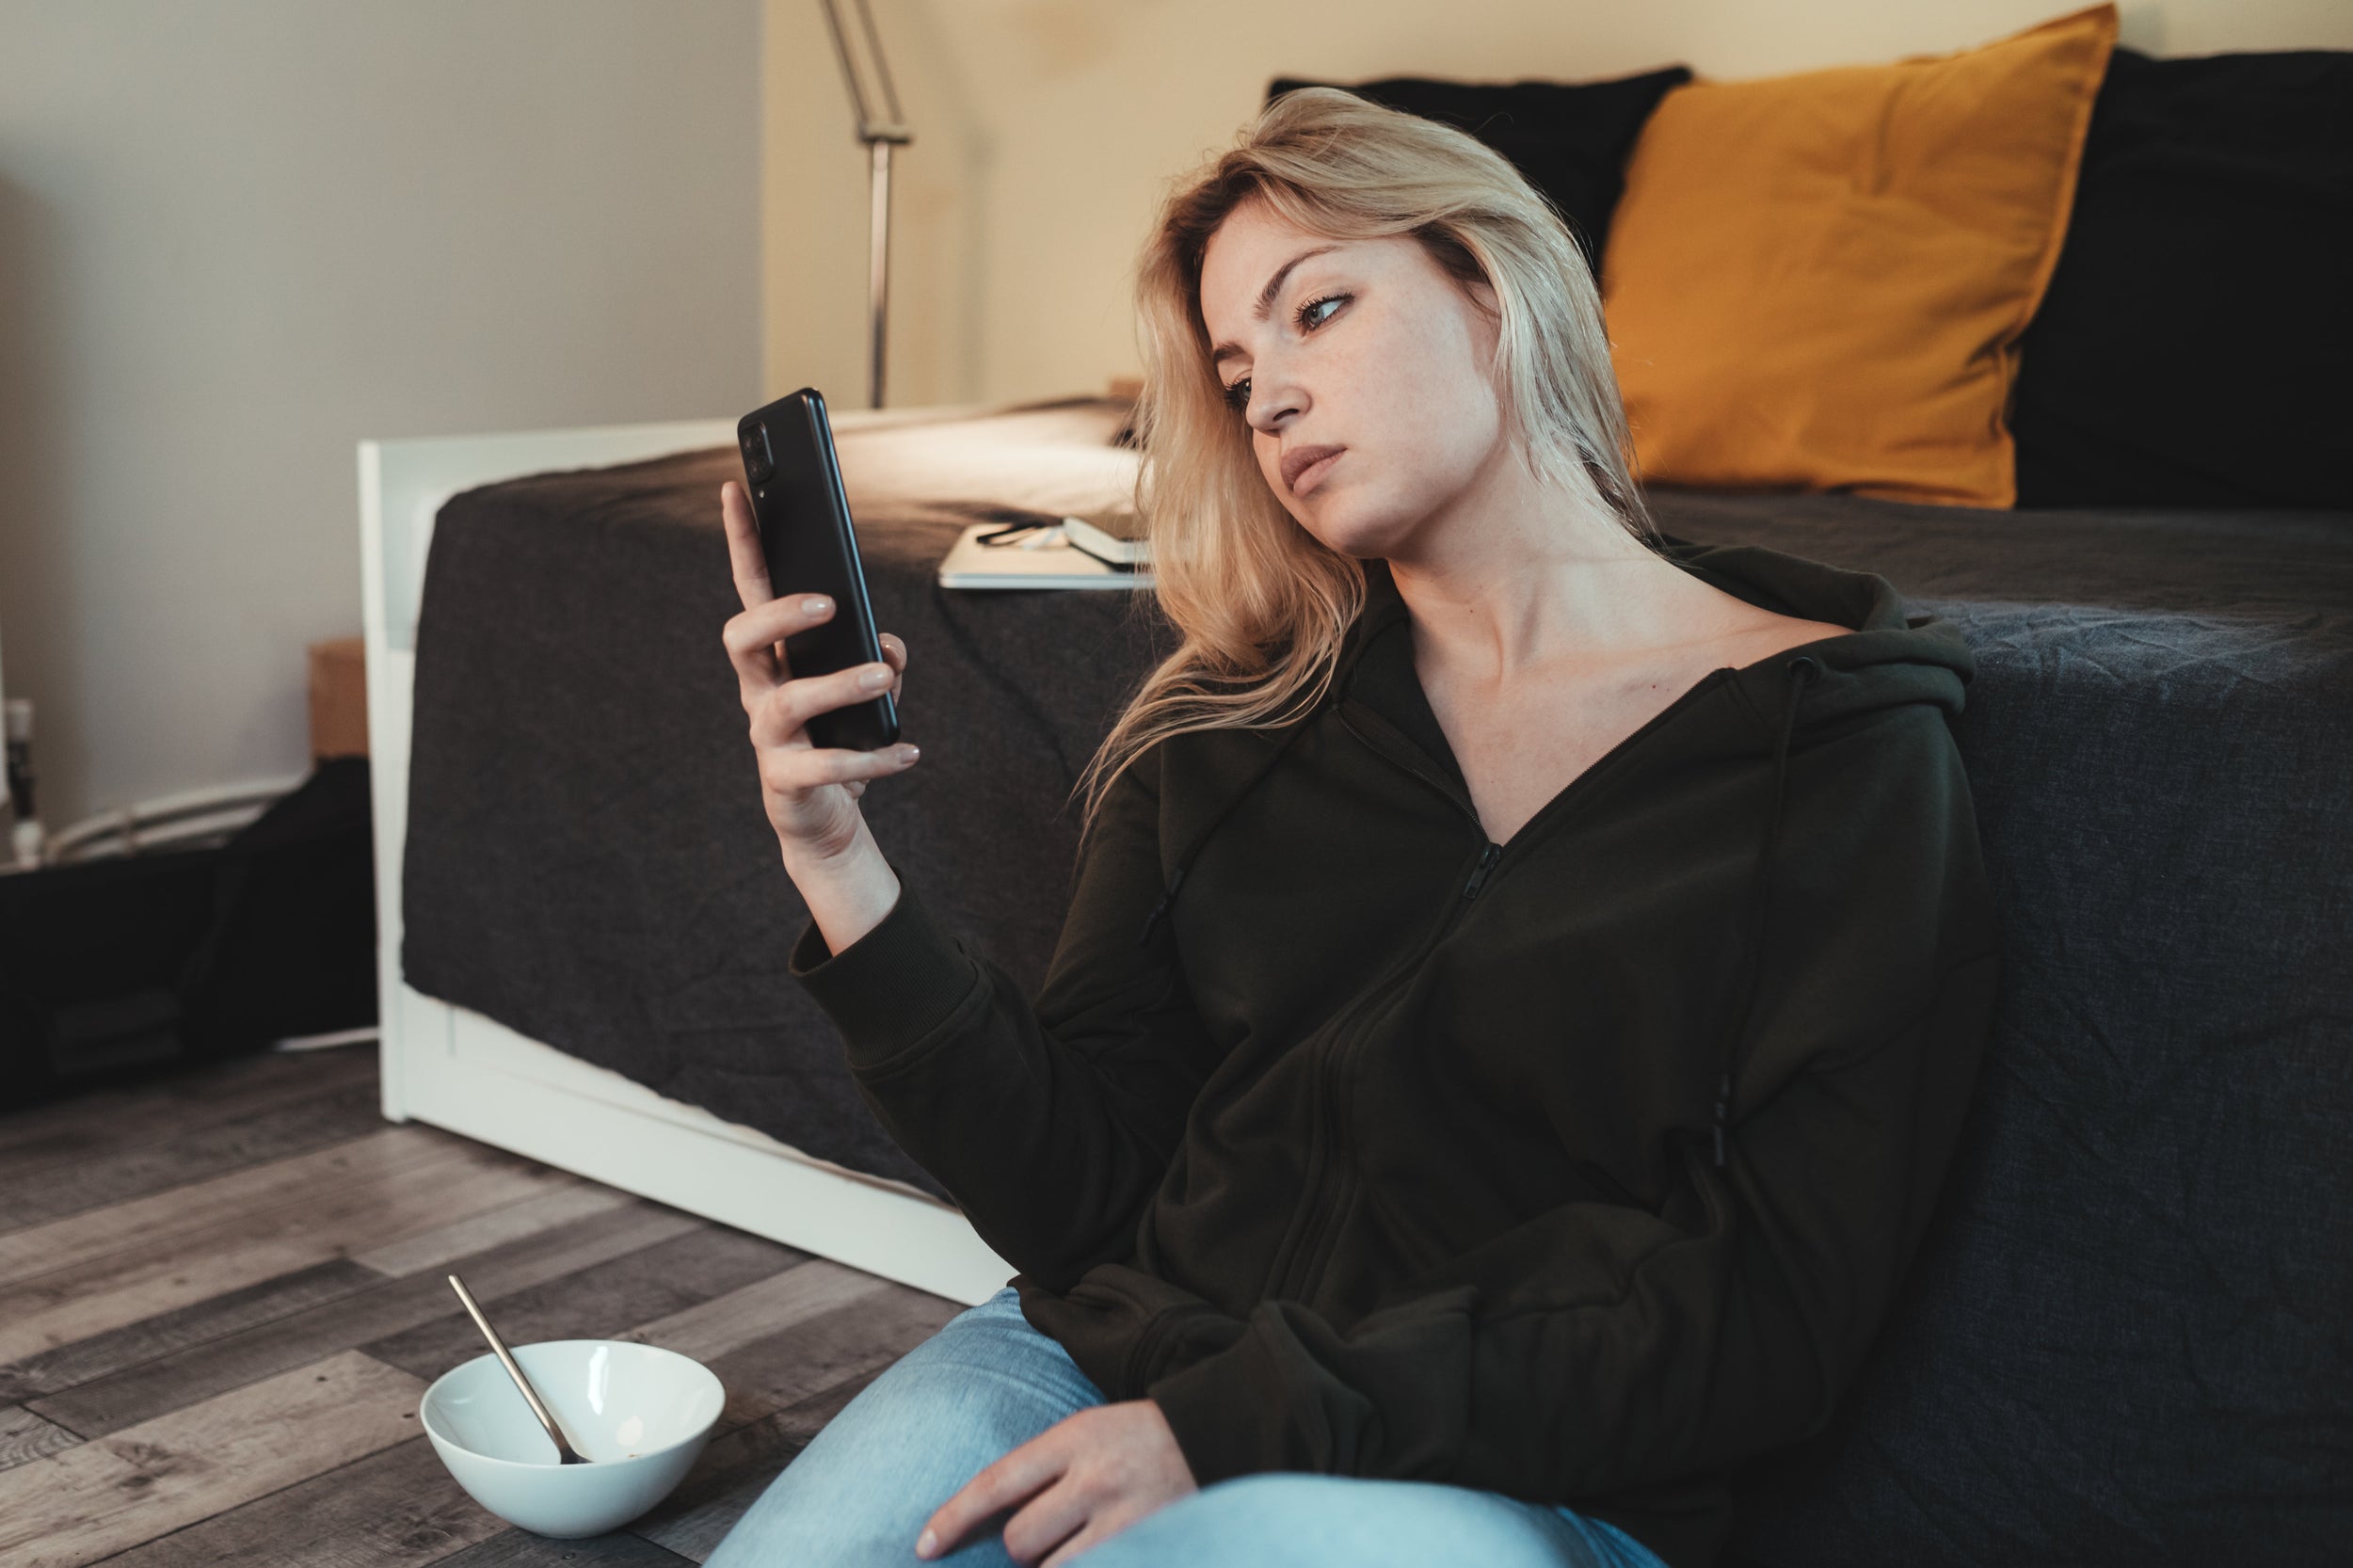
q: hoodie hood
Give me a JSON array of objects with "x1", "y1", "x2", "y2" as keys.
[
  {"x1": 1139, "y1": 535, "x2": 1978, "y2": 1165},
  {"x1": 1144, "y1": 534, "x2": 1976, "y2": 935},
  {"x1": 1339, "y1": 533, "x2": 1976, "y2": 736}
]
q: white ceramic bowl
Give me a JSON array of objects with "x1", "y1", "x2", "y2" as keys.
[{"x1": 420, "y1": 1339, "x2": 727, "y2": 1539}]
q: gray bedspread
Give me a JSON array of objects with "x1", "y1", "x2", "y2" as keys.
[{"x1": 401, "y1": 396, "x2": 2352, "y2": 1564}]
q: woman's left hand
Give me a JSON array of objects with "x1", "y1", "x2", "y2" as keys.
[{"x1": 917, "y1": 1400, "x2": 1198, "y2": 1565}]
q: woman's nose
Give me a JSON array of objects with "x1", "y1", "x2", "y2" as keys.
[{"x1": 1247, "y1": 377, "x2": 1304, "y2": 434}]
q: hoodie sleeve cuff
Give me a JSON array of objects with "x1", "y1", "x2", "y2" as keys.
[
  {"x1": 1147, "y1": 1337, "x2": 1279, "y2": 1486},
  {"x1": 786, "y1": 864, "x2": 984, "y2": 1070}
]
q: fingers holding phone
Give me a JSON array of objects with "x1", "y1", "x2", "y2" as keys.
[{"x1": 719, "y1": 478, "x2": 919, "y2": 862}]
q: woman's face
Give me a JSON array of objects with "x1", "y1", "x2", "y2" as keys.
[{"x1": 1197, "y1": 195, "x2": 1507, "y2": 559}]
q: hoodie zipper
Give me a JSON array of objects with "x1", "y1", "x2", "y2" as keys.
[
  {"x1": 1267, "y1": 827, "x2": 1498, "y2": 1301},
  {"x1": 1264, "y1": 710, "x2": 1518, "y2": 1301},
  {"x1": 1271, "y1": 676, "x2": 1737, "y2": 1303}
]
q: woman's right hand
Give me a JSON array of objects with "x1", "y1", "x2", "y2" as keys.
[{"x1": 719, "y1": 480, "x2": 919, "y2": 868}]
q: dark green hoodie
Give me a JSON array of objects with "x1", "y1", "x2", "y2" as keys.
[{"x1": 789, "y1": 536, "x2": 2002, "y2": 1567}]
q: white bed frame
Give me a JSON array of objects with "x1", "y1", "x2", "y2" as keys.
[{"x1": 358, "y1": 415, "x2": 1010, "y2": 1306}]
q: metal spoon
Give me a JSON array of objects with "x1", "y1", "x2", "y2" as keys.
[{"x1": 447, "y1": 1272, "x2": 590, "y2": 1464}]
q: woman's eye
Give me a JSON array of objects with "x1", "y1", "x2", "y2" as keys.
[
  {"x1": 1295, "y1": 293, "x2": 1348, "y2": 331},
  {"x1": 1223, "y1": 376, "x2": 1252, "y2": 413}
]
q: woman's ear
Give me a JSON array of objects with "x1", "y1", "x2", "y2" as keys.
[{"x1": 1460, "y1": 277, "x2": 1506, "y2": 380}]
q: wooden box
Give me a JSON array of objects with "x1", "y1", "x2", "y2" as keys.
[{"x1": 307, "y1": 637, "x2": 368, "y2": 760}]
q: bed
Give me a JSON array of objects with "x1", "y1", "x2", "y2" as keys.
[{"x1": 361, "y1": 393, "x2": 2353, "y2": 1559}]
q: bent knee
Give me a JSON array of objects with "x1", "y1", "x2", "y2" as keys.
[
  {"x1": 1080, "y1": 1474, "x2": 1583, "y2": 1568},
  {"x1": 1080, "y1": 1474, "x2": 1375, "y2": 1561},
  {"x1": 1193, "y1": 1473, "x2": 1339, "y2": 1516}
]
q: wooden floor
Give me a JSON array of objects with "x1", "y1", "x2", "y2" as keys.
[{"x1": 0, "y1": 1044, "x2": 963, "y2": 1568}]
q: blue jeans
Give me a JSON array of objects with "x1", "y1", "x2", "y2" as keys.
[{"x1": 703, "y1": 1288, "x2": 1667, "y2": 1568}]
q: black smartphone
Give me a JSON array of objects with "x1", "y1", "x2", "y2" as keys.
[{"x1": 738, "y1": 388, "x2": 900, "y2": 752}]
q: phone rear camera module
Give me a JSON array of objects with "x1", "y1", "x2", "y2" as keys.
[{"x1": 740, "y1": 424, "x2": 776, "y2": 484}]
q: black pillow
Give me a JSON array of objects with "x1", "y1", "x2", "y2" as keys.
[
  {"x1": 1265, "y1": 69, "x2": 1692, "y2": 268},
  {"x1": 2012, "y1": 46, "x2": 2353, "y2": 510}
]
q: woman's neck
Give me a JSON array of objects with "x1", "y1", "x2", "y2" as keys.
[{"x1": 1383, "y1": 464, "x2": 1721, "y2": 688}]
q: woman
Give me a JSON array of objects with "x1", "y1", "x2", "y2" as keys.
[{"x1": 703, "y1": 88, "x2": 2000, "y2": 1568}]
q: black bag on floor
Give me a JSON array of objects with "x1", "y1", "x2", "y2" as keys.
[{"x1": 0, "y1": 758, "x2": 376, "y2": 1112}]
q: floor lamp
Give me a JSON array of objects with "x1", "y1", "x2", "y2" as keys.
[{"x1": 821, "y1": 0, "x2": 911, "y2": 410}]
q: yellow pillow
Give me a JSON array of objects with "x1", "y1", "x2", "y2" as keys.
[{"x1": 1600, "y1": 4, "x2": 2117, "y2": 507}]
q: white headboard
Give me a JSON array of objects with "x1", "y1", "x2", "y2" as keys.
[{"x1": 358, "y1": 419, "x2": 737, "y2": 655}]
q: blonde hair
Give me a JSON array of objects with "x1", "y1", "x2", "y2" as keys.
[{"x1": 1072, "y1": 86, "x2": 1657, "y2": 842}]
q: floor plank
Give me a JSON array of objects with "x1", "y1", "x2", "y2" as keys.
[
  {"x1": 31, "y1": 1200, "x2": 703, "y2": 1437},
  {"x1": 620, "y1": 1258, "x2": 893, "y2": 1366},
  {"x1": 0, "y1": 1082, "x2": 389, "y2": 1237},
  {"x1": 0, "y1": 1349, "x2": 424, "y2": 1568},
  {"x1": 83, "y1": 1432, "x2": 508, "y2": 1568},
  {"x1": 0, "y1": 1125, "x2": 455, "y2": 1285},
  {"x1": 360, "y1": 1224, "x2": 811, "y2": 1384},
  {"x1": 0, "y1": 1259, "x2": 381, "y2": 1406},
  {"x1": 0, "y1": 1047, "x2": 376, "y2": 1176},
  {"x1": 0, "y1": 1401, "x2": 79, "y2": 1471},
  {"x1": 353, "y1": 1184, "x2": 635, "y2": 1278},
  {"x1": 0, "y1": 1133, "x2": 576, "y2": 1365},
  {"x1": 435, "y1": 1530, "x2": 696, "y2": 1566}
]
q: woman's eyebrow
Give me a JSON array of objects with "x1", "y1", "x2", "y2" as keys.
[{"x1": 1210, "y1": 244, "x2": 1342, "y2": 366}]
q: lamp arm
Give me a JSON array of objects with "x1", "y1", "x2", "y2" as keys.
[
  {"x1": 819, "y1": 0, "x2": 910, "y2": 145},
  {"x1": 817, "y1": 0, "x2": 911, "y2": 409}
]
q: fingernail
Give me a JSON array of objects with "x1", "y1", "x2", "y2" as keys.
[
  {"x1": 898, "y1": 744, "x2": 920, "y2": 762},
  {"x1": 859, "y1": 664, "x2": 890, "y2": 688},
  {"x1": 916, "y1": 1528, "x2": 936, "y2": 1558},
  {"x1": 803, "y1": 596, "x2": 832, "y2": 616}
]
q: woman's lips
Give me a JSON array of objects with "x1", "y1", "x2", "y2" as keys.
[{"x1": 1283, "y1": 444, "x2": 1345, "y2": 496}]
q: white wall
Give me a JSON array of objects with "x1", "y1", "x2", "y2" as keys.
[
  {"x1": 0, "y1": 0, "x2": 760, "y2": 827},
  {"x1": 761, "y1": 0, "x2": 2353, "y2": 409}
]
